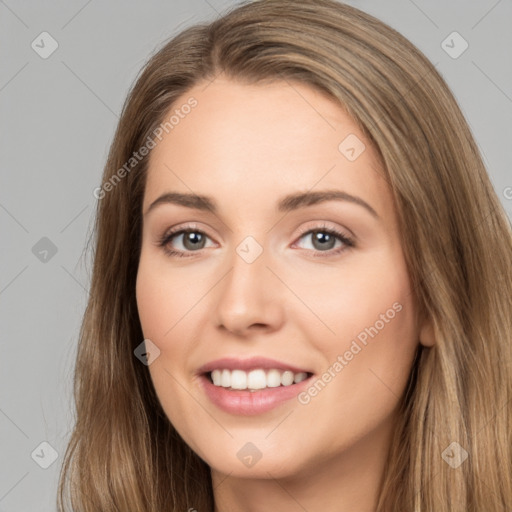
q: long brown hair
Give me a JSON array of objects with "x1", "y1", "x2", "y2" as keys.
[{"x1": 58, "y1": 1, "x2": 512, "y2": 510}]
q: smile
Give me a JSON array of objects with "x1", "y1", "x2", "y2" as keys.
[
  {"x1": 196, "y1": 357, "x2": 315, "y2": 415},
  {"x1": 209, "y1": 368, "x2": 310, "y2": 390}
]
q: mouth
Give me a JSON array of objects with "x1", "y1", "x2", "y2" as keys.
[
  {"x1": 204, "y1": 368, "x2": 314, "y2": 392},
  {"x1": 196, "y1": 357, "x2": 315, "y2": 415}
]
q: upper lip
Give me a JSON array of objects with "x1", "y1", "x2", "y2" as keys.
[{"x1": 197, "y1": 357, "x2": 313, "y2": 375}]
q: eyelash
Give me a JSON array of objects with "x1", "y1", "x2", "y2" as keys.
[{"x1": 157, "y1": 223, "x2": 355, "y2": 259}]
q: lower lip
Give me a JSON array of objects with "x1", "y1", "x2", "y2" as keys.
[{"x1": 199, "y1": 374, "x2": 313, "y2": 416}]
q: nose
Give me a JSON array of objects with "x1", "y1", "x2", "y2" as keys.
[{"x1": 213, "y1": 242, "x2": 286, "y2": 337}]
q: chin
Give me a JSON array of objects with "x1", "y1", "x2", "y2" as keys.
[
  {"x1": 207, "y1": 455, "x2": 303, "y2": 480},
  {"x1": 191, "y1": 435, "x2": 312, "y2": 480}
]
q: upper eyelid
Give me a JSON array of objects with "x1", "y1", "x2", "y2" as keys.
[
  {"x1": 163, "y1": 222, "x2": 349, "y2": 238},
  {"x1": 295, "y1": 221, "x2": 352, "y2": 237}
]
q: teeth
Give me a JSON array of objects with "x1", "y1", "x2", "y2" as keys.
[
  {"x1": 294, "y1": 372, "x2": 308, "y2": 383},
  {"x1": 231, "y1": 369, "x2": 247, "y2": 390},
  {"x1": 247, "y1": 369, "x2": 266, "y2": 390},
  {"x1": 221, "y1": 369, "x2": 230, "y2": 387},
  {"x1": 209, "y1": 369, "x2": 309, "y2": 390},
  {"x1": 281, "y1": 370, "x2": 294, "y2": 386},
  {"x1": 266, "y1": 369, "x2": 281, "y2": 388}
]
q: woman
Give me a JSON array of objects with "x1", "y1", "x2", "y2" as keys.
[{"x1": 58, "y1": 0, "x2": 512, "y2": 510}]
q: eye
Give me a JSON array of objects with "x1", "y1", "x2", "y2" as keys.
[
  {"x1": 157, "y1": 223, "x2": 355, "y2": 259},
  {"x1": 293, "y1": 224, "x2": 354, "y2": 257},
  {"x1": 157, "y1": 226, "x2": 215, "y2": 258}
]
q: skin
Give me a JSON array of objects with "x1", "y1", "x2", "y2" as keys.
[{"x1": 136, "y1": 76, "x2": 434, "y2": 512}]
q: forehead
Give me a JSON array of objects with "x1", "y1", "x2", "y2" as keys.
[{"x1": 143, "y1": 77, "x2": 392, "y2": 219}]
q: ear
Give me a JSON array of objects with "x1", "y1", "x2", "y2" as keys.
[{"x1": 418, "y1": 317, "x2": 435, "y2": 348}]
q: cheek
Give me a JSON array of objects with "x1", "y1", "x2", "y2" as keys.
[
  {"x1": 299, "y1": 248, "x2": 415, "y2": 347},
  {"x1": 136, "y1": 282, "x2": 169, "y2": 344},
  {"x1": 301, "y1": 247, "x2": 418, "y2": 395},
  {"x1": 135, "y1": 258, "x2": 202, "y2": 439},
  {"x1": 135, "y1": 253, "x2": 197, "y2": 341},
  {"x1": 289, "y1": 258, "x2": 418, "y2": 455}
]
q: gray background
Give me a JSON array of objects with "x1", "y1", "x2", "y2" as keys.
[{"x1": 1, "y1": 0, "x2": 511, "y2": 510}]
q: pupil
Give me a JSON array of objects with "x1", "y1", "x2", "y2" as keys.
[
  {"x1": 185, "y1": 232, "x2": 204, "y2": 249},
  {"x1": 313, "y1": 231, "x2": 335, "y2": 250}
]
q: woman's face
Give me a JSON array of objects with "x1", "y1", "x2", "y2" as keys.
[{"x1": 136, "y1": 76, "x2": 433, "y2": 480}]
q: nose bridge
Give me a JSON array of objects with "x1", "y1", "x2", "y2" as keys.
[{"x1": 213, "y1": 234, "x2": 284, "y2": 334}]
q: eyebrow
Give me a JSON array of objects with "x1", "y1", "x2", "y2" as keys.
[{"x1": 144, "y1": 190, "x2": 379, "y2": 219}]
